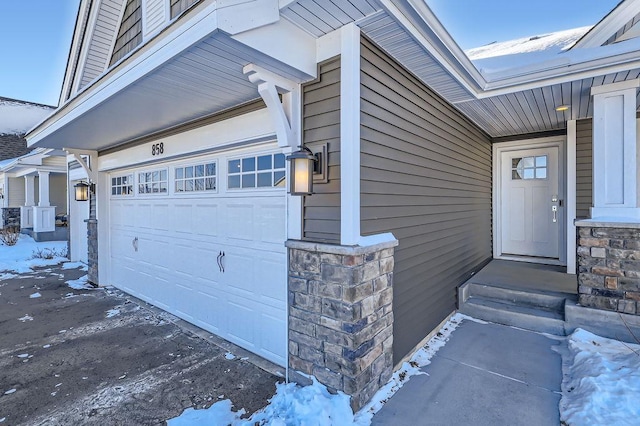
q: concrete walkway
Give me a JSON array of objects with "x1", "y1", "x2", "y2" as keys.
[{"x1": 372, "y1": 319, "x2": 562, "y2": 425}]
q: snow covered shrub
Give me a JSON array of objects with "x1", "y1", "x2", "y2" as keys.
[
  {"x1": 31, "y1": 246, "x2": 68, "y2": 259},
  {"x1": 0, "y1": 227, "x2": 20, "y2": 246}
]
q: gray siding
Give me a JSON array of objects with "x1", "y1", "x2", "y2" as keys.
[
  {"x1": 302, "y1": 57, "x2": 341, "y2": 243},
  {"x1": 110, "y1": 0, "x2": 142, "y2": 65},
  {"x1": 359, "y1": 37, "x2": 493, "y2": 363},
  {"x1": 576, "y1": 118, "x2": 592, "y2": 219},
  {"x1": 170, "y1": 0, "x2": 202, "y2": 19}
]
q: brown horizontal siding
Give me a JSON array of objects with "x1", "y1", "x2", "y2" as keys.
[
  {"x1": 576, "y1": 118, "x2": 592, "y2": 219},
  {"x1": 110, "y1": 0, "x2": 142, "y2": 65},
  {"x1": 302, "y1": 57, "x2": 341, "y2": 244},
  {"x1": 359, "y1": 37, "x2": 492, "y2": 363}
]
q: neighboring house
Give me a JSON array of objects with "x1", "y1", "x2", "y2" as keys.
[
  {"x1": 0, "y1": 98, "x2": 57, "y2": 232},
  {"x1": 25, "y1": 0, "x2": 640, "y2": 410}
]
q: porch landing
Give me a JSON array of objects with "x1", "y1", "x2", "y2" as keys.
[{"x1": 469, "y1": 259, "x2": 577, "y2": 295}]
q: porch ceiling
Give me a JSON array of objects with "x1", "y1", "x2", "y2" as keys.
[{"x1": 28, "y1": 32, "x2": 312, "y2": 152}]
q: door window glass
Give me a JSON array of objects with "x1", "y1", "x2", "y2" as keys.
[{"x1": 512, "y1": 156, "x2": 547, "y2": 180}]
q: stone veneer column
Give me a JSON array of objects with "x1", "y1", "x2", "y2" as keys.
[
  {"x1": 285, "y1": 238, "x2": 397, "y2": 411},
  {"x1": 2, "y1": 207, "x2": 20, "y2": 228},
  {"x1": 576, "y1": 221, "x2": 640, "y2": 315}
]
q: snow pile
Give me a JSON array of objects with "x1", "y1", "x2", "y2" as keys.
[
  {"x1": 466, "y1": 26, "x2": 591, "y2": 60},
  {"x1": 0, "y1": 99, "x2": 53, "y2": 135},
  {"x1": 168, "y1": 379, "x2": 354, "y2": 426},
  {"x1": 0, "y1": 235, "x2": 67, "y2": 273},
  {"x1": 66, "y1": 275, "x2": 93, "y2": 290},
  {"x1": 559, "y1": 328, "x2": 640, "y2": 425}
]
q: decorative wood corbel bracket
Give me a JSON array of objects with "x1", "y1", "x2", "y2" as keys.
[
  {"x1": 243, "y1": 64, "x2": 301, "y2": 148},
  {"x1": 64, "y1": 148, "x2": 98, "y2": 183}
]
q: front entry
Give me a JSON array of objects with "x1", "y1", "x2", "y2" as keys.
[{"x1": 498, "y1": 142, "x2": 564, "y2": 262}]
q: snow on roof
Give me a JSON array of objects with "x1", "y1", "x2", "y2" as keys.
[
  {"x1": 465, "y1": 26, "x2": 592, "y2": 60},
  {"x1": 0, "y1": 98, "x2": 54, "y2": 135}
]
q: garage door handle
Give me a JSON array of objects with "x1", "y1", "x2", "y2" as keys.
[
  {"x1": 220, "y1": 251, "x2": 225, "y2": 273},
  {"x1": 217, "y1": 251, "x2": 224, "y2": 273},
  {"x1": 132, "y1": 237, "x2": 138, "y2": 252}
]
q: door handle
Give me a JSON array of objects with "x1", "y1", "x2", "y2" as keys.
[
  {"x1": 132, "y1": 237, "x2": 138, "y2": 252},
  {"x1": 216, "y1": 251, "x2": 222, "y2": 272},
  {"x1": 220, "y1": 251, "x2": 225, "y2": 273},
  {"x1": 552, "y1": 205, "x2": 557, "y2": 223}
]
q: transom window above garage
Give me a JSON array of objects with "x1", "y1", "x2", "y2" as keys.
[
  {"x1": 138, "y1": 169, "x2": 168, "y2": 194},
  {"x1": 175, "y1": 162, "x2": 216, "y2": 192},
  {"x1": 228, "y1": 153, "x2": 286, "y2": 189},
  {"x1": 111, "y1": 174, "x2": 134, "y2": 196}
]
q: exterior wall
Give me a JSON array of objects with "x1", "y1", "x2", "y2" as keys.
[
  {"x1": 110, "y1": 0, "x2": 143, "y2": 65},
  {"x1": 286, "y1": 239, "x2": 396, "y2": 411},
  {"x1": 359, "y1": 37, "x2": 493, "y2": 362},
  {"x1": 87, "y1": 192, "x2": 98, "y2": 284},
  {"x1": 577, "y1": 224, "x2": 640, "y2": 315},
  {"x1": 302, "y1": 57, "x2": 341, "y2": 243},
  {"x1": 49, "y1": 174, "x2": 67, "y2": 215},
  {"x1": 144, "y1": 0, "x2": 167, "y2": 37},
  {"x1": 0, "y1": 134, "x2": 29, "y2": 161},
  {"x1": 170, "y1": 0, "x2": 202, "y2": 19},
  {"x1": 576, "y1": 118, "x2": 593, "y2": 219},
  {"x1": 8, "y1": 177, "x2": 25, "y2": 208}
]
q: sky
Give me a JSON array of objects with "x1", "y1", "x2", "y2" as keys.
[
  {"x1": 426, "y1": 0, "x2": 622, "y2": 50},
  {"x1": 0, "y1": 0, "x2": 624, "y2": 107},
  {"x1": 0, "y1": 1, "x2": 80, "y2": 107}
]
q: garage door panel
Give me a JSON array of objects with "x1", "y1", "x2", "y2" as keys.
[
  {"x1": 109, "y1": 149, "x2": 287, "y2": 366},
  {"x1": 193, "y1": 203, "x2": 220, "y2": 237}
]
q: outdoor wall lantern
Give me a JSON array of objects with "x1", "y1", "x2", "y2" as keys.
[
  {"x1": 74, "y1": 181, "x2": 94, "y2": 202},
  {"x1": 287, "y1": 146, "x2": 317, "y2": 196}
]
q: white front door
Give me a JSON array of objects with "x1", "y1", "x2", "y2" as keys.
[{"x1": 500, "y1": 146, "x2": 562, "y2": 259}]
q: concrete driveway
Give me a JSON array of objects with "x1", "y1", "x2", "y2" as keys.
[{"x1": 0, "y1": 264, "x2": 282, "y2": 425}]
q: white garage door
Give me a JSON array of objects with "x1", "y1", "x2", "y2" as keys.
[{"x1": 108, "y1": 149, "x2": 287, "y2": 366}]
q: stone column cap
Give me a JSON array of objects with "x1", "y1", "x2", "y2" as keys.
[
  {"x1": 286, "y1": 234, "x2": 398, "y2": 255},
  {"x1": 575, "y1": 219, "x2": 640, "y2": 229}
]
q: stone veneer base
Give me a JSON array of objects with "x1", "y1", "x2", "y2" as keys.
[
  {"x1": 576, "y1": 220, "x2": 640, "y2": 316},
  {"x1": 286, "y1": 238, "x2": 398, "y2": 411}
]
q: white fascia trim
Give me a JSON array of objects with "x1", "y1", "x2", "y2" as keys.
[
  {"x1": 566, "y1": 121, "x2": 577, "y2": 275},
  {"x1": 572, "y1": 0, "x2": 640, "y2": 49},
  {"x1": 340, "y1": 23, "x2": 361, "y2": 246}
]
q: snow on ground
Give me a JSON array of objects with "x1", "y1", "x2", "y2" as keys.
[
  {"x1": 558, "y1": 328, "x2": 640, "y2": 426},
  {"x1": 62, "y1": 261, "x2": 88, "y2": 271},
  {"x1": 106, "y1": 309, "x2": 120, "y2": 318},
  {"x1": 66, "y1": 275, "x2": 93, "y2": 290},
  {"x1": 0, "y1": 235, "x2": 67, "y2": 273},
  {"x1": 29, "y1": 292, "x2": 41, "y2": 299},
  {"x1": 0, "y1": 99, "x2": 53, "y2": 135},
  {"x1": 168, "y1": 314, "x2": 469, "y2": 425}
]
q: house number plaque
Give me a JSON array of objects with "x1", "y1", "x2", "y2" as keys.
[{"x1": 151, "y1": 142, "x2": 165, "y2": 156}]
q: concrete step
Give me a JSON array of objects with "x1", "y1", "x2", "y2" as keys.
[
  {"x1": 460, "y1": 282, "x2": 574, "y2": 312},
  {"x1": 459, "y1": 296, "x2": 566, "y2": 335}
]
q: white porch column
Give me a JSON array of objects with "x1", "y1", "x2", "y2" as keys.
[
  {"x1": 590, "y1": 79, "x2": 640, "y2": 220},
  {"x1": 37, "y1": 171, "x2": 50, "y2": 207},
  {"x1": 24, "y1": 175, "x2": 35, "y2": 207}
]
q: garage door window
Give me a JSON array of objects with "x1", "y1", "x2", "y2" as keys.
[
  {"x1": 228, "y1": 153, "x2": 286, "y2": 189},
  {"x1": 175, "y1": 162, "x2": 217, "y2": 193},
  {"x1": 138, "y1": 169, "x2": 168, "y2": 194},
  {"x1": 111, "y1": 174, "x2": 134, "y2": 196}
]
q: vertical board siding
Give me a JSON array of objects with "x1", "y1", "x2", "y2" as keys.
[
  {"x1": 110, "y1": 0, "x2": 143, "y2": 65},
  {"x1": 359, "y1": 38, "x2": 492, "y2": 363},
  {"x1": 8, "y1": 177, "x2": 25, "y2": 208},
  {"x1": 302, "y1": 57, "x2": 341, "y2": 243},
  {"x1": 576, "y1": 118, "x2": 592, "y2": 219},
  {"x1": 144, "y1": 0, "x2": 167, "y2": 37},
  {"x1": 170, "y1": 0, "x2": 202, "y2": 19}
]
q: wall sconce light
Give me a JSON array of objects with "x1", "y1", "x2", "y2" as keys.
[
  {"x1": 287, "y1": 146, "x2": 318, "y2": 196},
  {"x1": 74, "y1": 181, "x2": 95, "y2": 202}
]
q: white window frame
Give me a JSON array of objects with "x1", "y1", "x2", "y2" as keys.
[
  {"x1": 226, "y1": 152, "x2": 286, "y2": 191},
  {"x1": 173, "y1": 160, "x2": 218, "y2": 194},
  {"x1": 110, "y1": 173, "x2": 135, "y2": 197},
  {"x1": 137, "y1": 168, "x2": 169, "y2": 195}
]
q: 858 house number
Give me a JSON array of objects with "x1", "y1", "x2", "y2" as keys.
[{"x1": 151, "y1": 142, "x2": 164, "y2": 156}]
